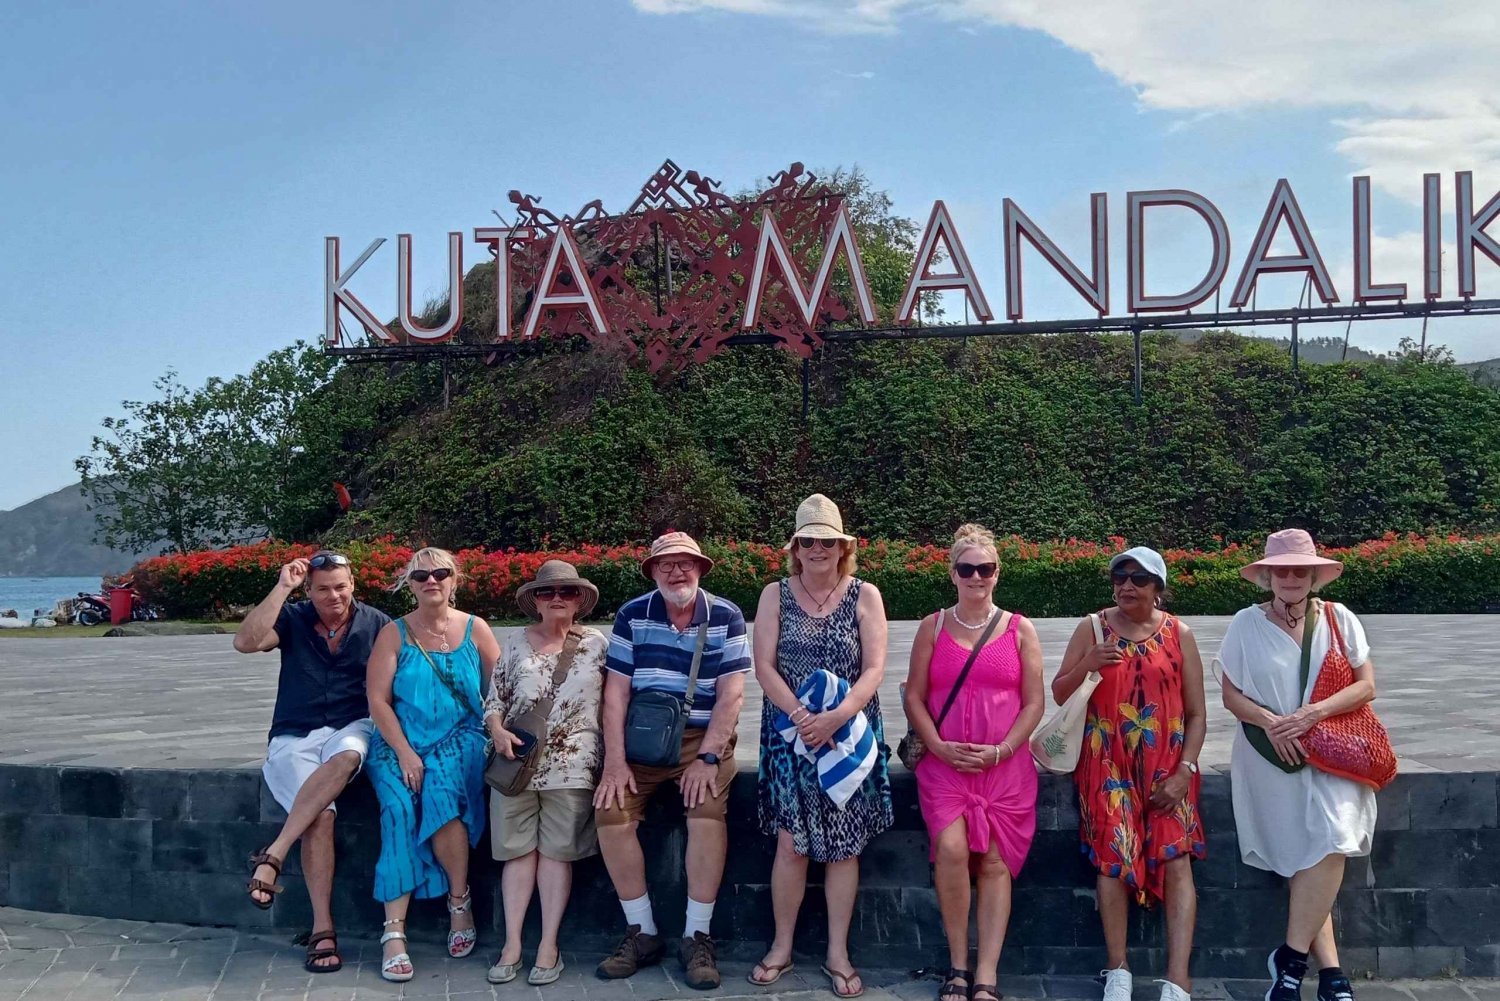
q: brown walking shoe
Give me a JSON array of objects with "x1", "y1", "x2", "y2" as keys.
[
  {"x1": 680, "y1": 932, "x2": 721, "y2": 990},
  {"x1": 595, "y1": 925, "x2": 665, "y2": 980}
]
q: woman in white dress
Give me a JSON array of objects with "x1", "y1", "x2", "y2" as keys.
[{"x1": 1216, "y1": 530, "x2": 1376, "y2": 1001}]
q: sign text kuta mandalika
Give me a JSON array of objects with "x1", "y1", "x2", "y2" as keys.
[{"x1": 325, "y1": 160, "x2": 1500, "y2": 372}]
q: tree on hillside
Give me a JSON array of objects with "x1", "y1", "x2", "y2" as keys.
[{"x1": 77, "y1": 344, "x2": 343, "y2": 553}]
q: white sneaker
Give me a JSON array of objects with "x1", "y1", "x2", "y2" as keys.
[
  {"x1": 1160, "y1": 980, "x2": 1192, "y2": 1001},
  {"x1": 1103, "y1": 967, "x2": 1134, "y2": 1001}
]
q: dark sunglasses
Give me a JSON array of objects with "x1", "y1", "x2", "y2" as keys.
[
  {"x1": 309, "y1": 552, "x2": 350, "y2": 569},
  {"x1": 1111, "y1": 570, "x2": 1158, "y2": 587},
  {"x1": 534, "y1": 586, "x2": 582, "y2": 601},
  {"x1": 955, "y1": 561, "x2": 998, "y2": 579},
  {"x1": 408, "y1": 568, "x2": 454, "y2": 583},
  {"x1": 796, "y1": 537, "x2": 840, "y2": 549}
]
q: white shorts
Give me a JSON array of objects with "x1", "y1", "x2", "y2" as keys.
[{"x1": 262, "y1": 718, "x2": 374, "y2": 814}]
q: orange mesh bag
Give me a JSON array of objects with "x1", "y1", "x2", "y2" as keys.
[{"x1": 1301, "y1": 604, "x2": 1398, "y2": 790}]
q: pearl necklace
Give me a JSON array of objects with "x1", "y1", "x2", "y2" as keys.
[{"x1": 951, "y1": 604, "x2": 996, "y2": 630}]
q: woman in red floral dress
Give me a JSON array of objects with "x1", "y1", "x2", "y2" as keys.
[{"x1": 1052, "y1": 547, "x2": 1207, "y2": 1001}]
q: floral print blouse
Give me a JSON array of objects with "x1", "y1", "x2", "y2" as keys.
[{"x1": 482, "y1": 626, "x2": 608, "y2": 791}]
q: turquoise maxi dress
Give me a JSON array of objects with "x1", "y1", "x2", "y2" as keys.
[{"x1": 367, "y1": 616, "x2": 488, "y2": 902}]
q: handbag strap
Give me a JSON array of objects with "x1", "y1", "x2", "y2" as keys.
[
  {"x1": 1296, "y1": 599, "x2": 1321, "y2": 702},
  {"x1": 933, "y1": 609, "x2": 1004, "y2": 729},
  {"x1": 682, "y1": 594, "x2": 713, "y2": 710},
  {"x1": 515, "y1": 627, "x2": 584, "y2": 726}
]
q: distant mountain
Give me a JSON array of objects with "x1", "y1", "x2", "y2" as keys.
[
  {"x1": 1462, "y1": 358, "x2": 1500, "y2": 388},
  {"x1": 0, "y1": 484, "x2": 147, "y2": 577}
]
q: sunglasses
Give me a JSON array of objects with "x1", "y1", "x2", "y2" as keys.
[
  {"x1": 1111, "y1": 570, "x2": 1158, "y2": 587},
  {"x1": 533, "y1": 586, "x2": 582, "y2": 601},
  {"x1": 654, "y1": 558, "x2": 700, "y2": 574},
  {"x1": 408, "y1": 568, "x2": 454, "y2": 583},
  {"x1": 954, "y1": 562, "x2": 998, "y2": 579},
  {"x1": 1272, "y1": 566, "x2": 1312, "y2": 579},
  {"x1": 309, "y1": 552, "x2": 350, "y2": 569},
  {"x1": 797, "y1": 537, "x2": 840, "y2": 550}
]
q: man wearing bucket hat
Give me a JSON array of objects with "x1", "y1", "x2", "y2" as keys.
[
  {"x1": 593, "y1": 531, "x2": 751, "y2": 989},
  {"x1": 483, "y1": 560, "x2": 608, "y2": 987},
  {"x1": 1215, "y1": 529, "x2": 1379, "y2": 1001}
]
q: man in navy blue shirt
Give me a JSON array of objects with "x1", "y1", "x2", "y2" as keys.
[{"x1": 234, "y1": 551, "x2": 390, "y2": 973}]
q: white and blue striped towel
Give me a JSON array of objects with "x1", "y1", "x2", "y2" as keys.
[{"x1": 774, "y1": 669, "x2": 877, "y2": 810}]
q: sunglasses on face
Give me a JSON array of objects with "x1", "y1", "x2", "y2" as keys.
[
  {"x1": 408, "y1": 568, "x2": 454, "y2": 583},
  {"x1": 954, "y1": 562, "x2": 998, "y2": 579},
  {"x1": 1272, "y1": 566, "x2": 1312, "y2": 579},
  {"x1": 654, "y1": 559, "x2": 700, "y2": 575},
  {"x1": 309, "y1": 552, "x2": 350, "y2": 570},
  {"x1": 534, "y1": 586, "x2": 582, "y2": 601},
  {"x1": 1111, "y1": 570, "x2": 1158, "y2": 587},
  {"x1": 797, "y1": 537, "x2": 840, "y2": 550}
]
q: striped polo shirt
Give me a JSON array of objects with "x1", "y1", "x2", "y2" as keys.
[{"x1": 606, "y1": 587, "x2": 752, "y2": 728}]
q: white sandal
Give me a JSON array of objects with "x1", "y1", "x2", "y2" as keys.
[
  {"x1": 380, "y1": 919, "x2": 414, "y2": 983},
  {"x1": 447, "y1": 888, "x2": 477, "y2": 958}
]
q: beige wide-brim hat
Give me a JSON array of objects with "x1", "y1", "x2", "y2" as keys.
[
  {"x1": 782, "y1": 493, "x2": 856, "y2": 550},
  {"x1": 1240, "y1": 528, "x2": 1344, "y2": 589},
  {"x1": 639, "y1": 531, "x2": 714, "y2": 579},
  {"x1": 516, "y1": 559, "x2": 600, "y2": 619}
]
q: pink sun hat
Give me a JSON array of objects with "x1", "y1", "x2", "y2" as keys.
[{"x1": 1240, "y1": 528, "x2": 1343, "y2": 588}]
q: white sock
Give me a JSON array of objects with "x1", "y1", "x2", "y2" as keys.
[
  {"x1": 684, "y1": 897, "x2": 715, "y2": 938},
  {"x1": 621, "y1": 893, "x2": 656, "y2": 936}
]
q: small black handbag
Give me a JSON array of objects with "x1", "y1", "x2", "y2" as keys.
[{"x1": 623, "y1": 598, "x2": 712, "y2": 768}]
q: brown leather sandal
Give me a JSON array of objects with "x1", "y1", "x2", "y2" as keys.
[
  {"x1": 246, "y1": 848, "x2": 284, "y2": 910},
  {"x1": 301, "y1": 929, "x2": 342, "y2": 974},
  {"x1": 972, "y1": 985, "x2": 1003, "y2": 1001},
  {"x1": 939, "y1": 968, "x2": 973, "y2": 1001}
]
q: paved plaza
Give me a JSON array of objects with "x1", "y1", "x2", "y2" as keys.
[
  {"x1": 2, "y1": 907, "x2": 1496, "y2": 1001},
  {"x1": 0, "y1": 616, "x2": 1495, "y2": 773}
]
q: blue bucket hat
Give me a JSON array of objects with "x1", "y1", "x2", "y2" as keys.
[{"x1": 1109, "y1": 546, "x2": 1168, "y2": 588}]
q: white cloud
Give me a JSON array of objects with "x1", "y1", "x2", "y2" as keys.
[{"x1": 633, "y1": 0, "x2": 1500, "y2": 201}]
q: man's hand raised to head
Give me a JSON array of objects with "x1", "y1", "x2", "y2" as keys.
[{"x1": 278, "y1": 559, "x2": 310, "y2": 592}]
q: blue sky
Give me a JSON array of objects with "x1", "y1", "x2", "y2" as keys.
[{"x1": 3, "y1": 1, "x2": 1499, "y2": 510}]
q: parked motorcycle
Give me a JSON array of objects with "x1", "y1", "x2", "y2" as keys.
[{"x1": 73, "y1": 581, "x2": 160, "y2": 626}]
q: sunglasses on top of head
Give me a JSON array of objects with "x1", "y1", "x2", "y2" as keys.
[
  {"x1": 534, "y1": 586, "x2": 582, "y2": 601},
  {"x1": 954, "y1": 561, "x2": 998, "y2": 579},
  {"x1": 308, "y1": 552, "x2": 350, "y2": 570},
  {"x1": 1111, "y1": 570, "x2": 1158, "y2": 588},
  {"x1": 408, "y1": 568, "x2": 454, "y2": 583},
  {"x1": 796, "y1": 537, "x2": 840, "y2": 550}
]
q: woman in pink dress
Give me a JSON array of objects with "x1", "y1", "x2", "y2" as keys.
[{"x1": 904, "y1": 524, "x2": 1044, "y2": 1001}]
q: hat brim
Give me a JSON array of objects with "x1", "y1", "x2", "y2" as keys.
[
  {"x1": 1240, "y1": 555, "x2": 1343, "y2": 588},
  {"x1": 516, "y1": 579, "x2": 600, "y2": 620},
  {"x1": 782, "y1": 529, "x2": 855, "y2": 551},
  {"x1": 640, "y1": 552, "x2": 714, "y2": 580}
]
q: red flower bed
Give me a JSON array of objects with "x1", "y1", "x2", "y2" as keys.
[{"x1": 129, "y1": 532, "x2": 1500, "y2": 621}]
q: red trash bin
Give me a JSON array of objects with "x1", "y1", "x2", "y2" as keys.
[{"x1": 107, "y1": 586, "x2": 135, "y2": 625}]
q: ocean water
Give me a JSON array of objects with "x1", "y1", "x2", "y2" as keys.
[{"x1": 0, "y1": 576, "x2": 102, "y2": 616}]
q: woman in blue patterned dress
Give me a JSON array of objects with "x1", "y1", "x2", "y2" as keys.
[
  {"x1": 366, "y1": 548, "x2": 497, "y2": 982},
  {"x1": 750, "y1": 494, "x2": 893, "y2": 999}
]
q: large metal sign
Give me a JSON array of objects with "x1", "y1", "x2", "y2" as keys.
[{"x1": 325, "y1": 160, "x2": 1500, "y2": 373}]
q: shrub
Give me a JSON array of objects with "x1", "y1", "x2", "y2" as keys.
[{"x1": 131, "y1": 532, "x2": 1500, "y2": 621}]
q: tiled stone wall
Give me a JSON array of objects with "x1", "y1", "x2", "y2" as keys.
[{"x1": 1, "y1": 763, "x2": 1495, "y2": 977}]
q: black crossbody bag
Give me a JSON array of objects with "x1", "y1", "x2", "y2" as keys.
[{"x1": 624, "y1": 596, "x2": 712, "y2": 767}]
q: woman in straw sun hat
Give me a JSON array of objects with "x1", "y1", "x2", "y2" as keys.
[
  {"x1": 1215, "y1": 529, "x2": 1378, "y2": 1001},
  {"x1": 749, "y1": 494, "x2": 892, "y2": 998},
  {"x1": 482, "y1": 560, "x2": 607, "y2": 987}
]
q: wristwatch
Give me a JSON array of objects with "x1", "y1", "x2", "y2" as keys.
[
  {"x1": 1181, "y1": 760, "x2": 1200, "y2": 775},
  {"x1": 696, "y1": 752, "x2": 721, "y2": 766}
]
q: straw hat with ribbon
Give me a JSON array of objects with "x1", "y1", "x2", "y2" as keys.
[
  {"x1": 639, "y1": 531, "x2": 714, "y2": 580},
  {"x1": 1240, "y1": 528, "x2": 1344, "y2": 589},
  {"x1": 782, "y1": 493, "x2": 856, "y2": 550},
  {"x1": 515, "y1": 559, "x2": 600, "y2": 620}
]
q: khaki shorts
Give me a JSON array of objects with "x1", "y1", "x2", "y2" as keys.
[
  {"x1": 490, "y1": 787, "x2": 598, "y2": 862},
  {"x1": 595, "y1": 729, "x2": 737, "y2": 828}
]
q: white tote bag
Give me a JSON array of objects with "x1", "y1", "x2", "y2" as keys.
[{"x1": 1030, "y1": 613, "x2": 1104, "y2": 774}]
